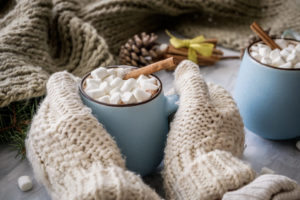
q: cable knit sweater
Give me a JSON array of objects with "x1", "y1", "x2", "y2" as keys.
[
  {"x1": 1, "y1": 0, "x2": 300, "y2": 107},
  {"x1": 163, "y1": 61, "x2": 256, "y2": 200},
  {"x1": 26, "y1": 72, "x2": 161, "y2": 200}
]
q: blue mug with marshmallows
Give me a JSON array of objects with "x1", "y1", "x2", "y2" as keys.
[
  {"x1": 234, "y1": 39, "x2": 300, "y2": 140},
  {"x1": 79, "y1": 66, "x2": 178, "y2": 175}
]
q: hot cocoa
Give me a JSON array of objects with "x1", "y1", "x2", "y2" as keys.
[
  {"x1": 83, "y1": 67, "x2": 160, "y2": 105},
  {"x1": 250, "y1": 39, "x2": 300, "y2": 69}
]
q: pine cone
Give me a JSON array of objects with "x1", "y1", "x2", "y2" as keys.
[{"x1": 119, "y1": 32, "x2": 160, "y2": 67}]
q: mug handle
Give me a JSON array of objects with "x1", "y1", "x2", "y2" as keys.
[{"x1": 165, "y1": 94, "x2": 179, "y2": 116}]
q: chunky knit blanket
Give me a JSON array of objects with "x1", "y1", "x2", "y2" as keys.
[{"x1": 1, "y1": 0, "x2": 300, "y2": 107}]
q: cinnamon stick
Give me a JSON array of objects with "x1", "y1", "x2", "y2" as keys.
[
  {"x1": 250, "y1": 22, "x2": 281, "y2": 50},
  {"x1": 124, "y1": 57, "x2": 176, "y2": 79}
]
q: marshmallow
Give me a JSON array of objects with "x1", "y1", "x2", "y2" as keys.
[
  {"x1": 279, "y1": 62, "x2": 292, "y2": 69},
  {"x1": 120, "y1": 78, "x2": 136, "y2": 92},
  {"x1": 133, "y1": 88, "x2": 151, "y2": 102},
  {"x1": 18, "y1": 176, "x2": 32, "y2": 192},
  {"x1": 258, "y1": 46, "x2": 271, "y2": 57},
  {"x1": 109, "y1": 87, "x2": 120, "y2": 95},
  {"x1": 251, "y1": 45, "x2": 259, "y2": 52},
  {"x1": 276, "y1": 39, "x2": 288, "y2": 49},
  {"x1": 286, "y1": 52, "x2": 297, "y2": 64},
  {"x1": 110, "y1": 92, "x2": 121, "y2": 104},
  {"x1": 136, "y1": 74, "x2": 149, "y2": 84},
  {"x1": 91, "y1": 67, "x2": 109, "y2": 80},
  {"x1": 272, "y1": 56, "x2": 285, "y2": 67},
  {"x1": 103, "y1": 75, "x2": 116, "y2": 83},
  {"x1": 107, "y1": 68, "x2": 117, "y2": 76},
  {"x1": 85, "y1": 79, "x2": 101, "y2": 90},
  {"x1": 261, "y1": 57, "x2": 271, "y2": 65},
  {"x1": 294, "y1": 62, "x2": 300, "y2": 69},
  {"x1": 287, "y1": 44, "x2": 295, "y2": 51},
  {"x1": 250, "y1": 51, "x2": 261, "y2": 60},
  {"x1": 110, "y1": 77, "x2": 123, "y2": 88},
  {"x1": 99, "y1": 81, "x2": 110, "y2": 93},
  {"x1": 116, "y1": 68, "x2": 131, "y2": 77},
  {"x1": 140, "y1": 81, "x2": 159, "y2": 91},
  {"x1": 280, "y1": 48, "x2": 290, "y2": 58},
  {"x1": 97, "y1": 95, "x2": 110, "y2": 104},
  {"x1": 121, "y1": 92, "x2": 137, "y2": 104},
  {"x1": 269, "y1": 49, "x2": 281, "y2": 60},
  {"x1": 85, "y1": 88, "x2": 106, "y2": 99}
]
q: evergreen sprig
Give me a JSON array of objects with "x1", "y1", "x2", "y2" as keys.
[{"x1": 0, "y1": 97, "x2": 43, "y2": 158}]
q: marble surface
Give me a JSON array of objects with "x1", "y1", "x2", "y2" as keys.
[{"x1": 1, "y1": 35, "x2": 300, "y2": 200}]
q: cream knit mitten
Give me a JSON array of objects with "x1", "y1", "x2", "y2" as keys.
[
  {"x1": 163, "y1": 60, "x2": 256, "y2": 200},
  {"x1": 26, "y1": 72, "x2": 161, "y2": 200},
  {"x1": 223, "y1": 174, "x2": 300, "y2": 200}
]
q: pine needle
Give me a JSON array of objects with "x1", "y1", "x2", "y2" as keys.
[{"x1": 0, "y1": 97, "x2": 43, "y2": 159}]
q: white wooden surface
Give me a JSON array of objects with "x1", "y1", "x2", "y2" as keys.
[{"x1": 1, "y1": 33, "x2": 300, "y2": 200}]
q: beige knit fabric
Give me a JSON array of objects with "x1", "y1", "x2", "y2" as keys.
[
  {"x1": 223, "y1": 174, "x2": 300, "y2": 200},
  {"x1": 25, "y1": 71, "x2": 161, "y2": 200},
  {"x1": 1, "y1": 0, "x2": 300, "y2": 107},
  {"x1": 163, "y1": 60, "x2": 256, "y2": 200}
]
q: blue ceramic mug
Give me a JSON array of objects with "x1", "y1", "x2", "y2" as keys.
[
  {"x1": 79, "y1": 66, "x2": 178, "y2": 175},
  {"x1": 234, "y1": 39, "x2": 300, "y2": 140}
]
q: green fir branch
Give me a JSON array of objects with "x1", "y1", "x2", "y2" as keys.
[{"x1": 0, "y1": 97, "x2": 43, "y2": 158}]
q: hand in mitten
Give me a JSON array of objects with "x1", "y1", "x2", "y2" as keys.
[
  {"x1": 26, "y1": 71, "x2": 160, "y2": 200},
  {"x1": 163, "y1": 60, "x2": 256, "y2": 200},
  {"x1": 223, "y1": 174, "x2": 300, "y2": 200}
]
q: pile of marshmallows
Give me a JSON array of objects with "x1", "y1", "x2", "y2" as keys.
[
  {"x1": 250, "y1": 39, "x2": 300, "y2": 69},
  {"x1": 84, "y1": 67, "x2": 159, "y2": 104}
]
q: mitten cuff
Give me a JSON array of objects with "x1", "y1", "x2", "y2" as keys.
[{"x1": 166, "y1": 150, "x2": 255, "y2": 200}]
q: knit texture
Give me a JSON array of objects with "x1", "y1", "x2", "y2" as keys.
[
  {"x1": 223, "y1": 174, "x2": 300, "y2": 200},
  {"x1": 25, "y1": 71, "x2": 161, "y2": 200},
  {"x1": 1, "y1": 0, "x2": 300, "y2": 107},
  {"x1": 163, "y1": 60, "x2": 256, "y2": 200}
]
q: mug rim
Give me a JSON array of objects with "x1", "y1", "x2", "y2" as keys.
[
  {"x1": 247, "y1": 38, "x2": 300, "y2": 71},
  {"x1": 79, "y1": 65, "x2": 163, "y2": 107}
]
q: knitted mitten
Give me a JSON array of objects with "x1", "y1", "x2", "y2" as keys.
[
  {"x1": 26, "y1": 72, "x2": 161, "y2": 200},
  {"x1": 223, "y1": 174, "x2": 300, "y2": 200},
  {"x1": 163, "y1": 60, "x2": 256, "y2": 200}
]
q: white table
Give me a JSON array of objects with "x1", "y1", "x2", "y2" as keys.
[{"x1": 1, "y1": 33, "x2": 299, "y2": 200}]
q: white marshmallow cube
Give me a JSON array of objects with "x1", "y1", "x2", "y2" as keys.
[
  {"x1": 279, "y1": 62, "x2": 292, "y2": 69},
  {"x1": 136, "y1": 74, "x2": 149, "y2": 84},
  {"x1": 110, "y1": 92, "x2": 121, "y2": 104},
  {"x1": 18, "y1": 176, "x2": 32, "y2": 192},
  {"x1": 269, "y1": 49, "x2": 281, "y2": 60},
  {"x1": 85, "y1": 88, "x2": 106, "y2": 99},
  {"x1": 286, "y1": 53, "x2": 297, "y2": 64},
  {"x1": 261, "y1": 57, "x2": 271, "y2": 65},
  {"x1": 272, "y1": 56, "x2": 285, "y2": 67},
  {"x1": 120, "y1": 78, "x2": 136, "y2": 92},
  {"x1": 91, "y1": 67, "x2": 109, "y2": 80},
  {"x1": 97, "y1": 95, "x2": 110, "y2": 104},
  {"x1": 280, "y1": 48, "x2": 290, "y2": 58},
  {"x1": 140, "y1": 81, "x2": 159, "y2": 91},
  {"x1": 121, "y1": 92, "x2": 137, "y2": 104},
  {"x1": 287, "y1": 44, "x2": 295, "y2": 51},
  {"x1": 109, "y1": 87, "x2": 120, "y2": 96},
  {"x1": 258, "y1": 46, "x2": 271, "y2": 57},
  {"x1": 85, "y1": 79, "x2": 101, "y2": 91},
  {"x1": 250, "y1": 51, "x2": 261, "y2": 60},
  {"x1": 133, "y1": 88, "x2": 151, "y2": 102},
  {"x1": 103, "y1": 75, "x2": 116, "y2": 83},
  {"x1": 107, "y1": 68, "x2": 117, "y2": 76},
  {"x1": 110, "y1": 77, "x2": 123, "y2": 88},
  {"x1": 99, "y1": 81, "x2": 110, "y2": 93}
]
